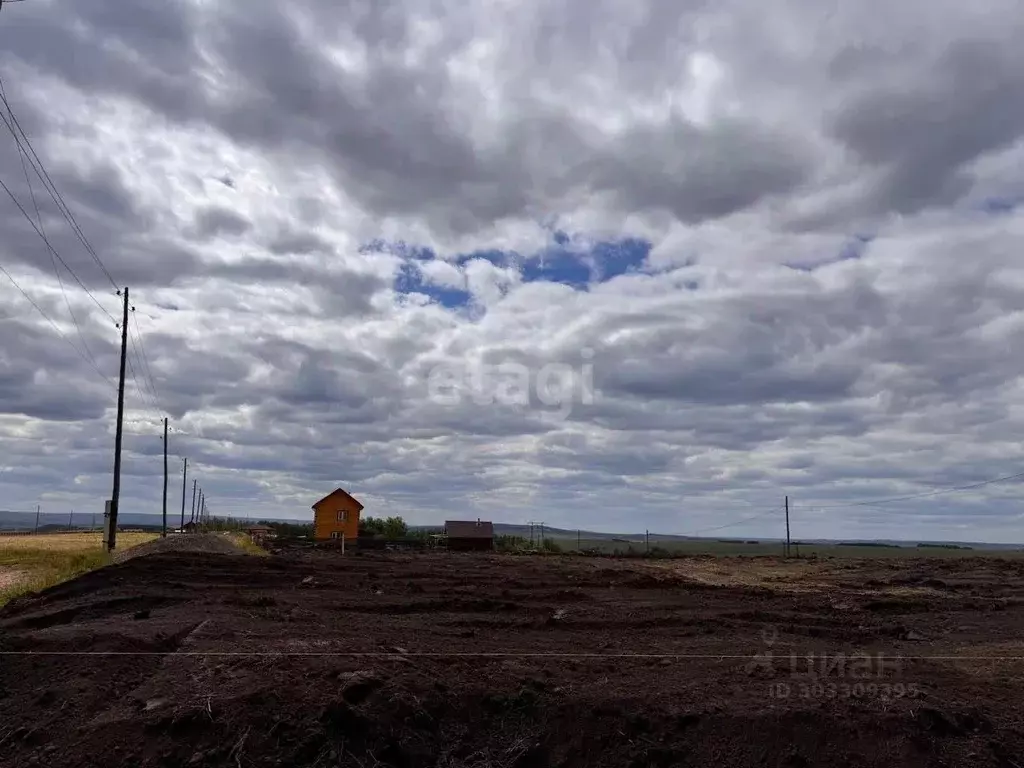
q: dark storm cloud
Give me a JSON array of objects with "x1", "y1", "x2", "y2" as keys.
[
  {"x1": 205, "y1": 258, "x2": 387, "y2": 317},
  {"x1": 266, "y1": 230, "x2": 332, "y2": 256},
  {"x1": 0, "y1": 318, "x2": 112, "y2": 421},
  {"x1": 593, "y1": 118, "x2": 811, "y2": 222},
  {"x1": 0, "y1": 131, "x2": 196, "y2": 289},
  {"x1": 828, "y1": 37, "x2": 1024, "y2": 216},
  {"x1": 191, "y1": 206, "x2": 252, "y2": 240},
  {"x1": 0, "y1": 0, "x2": 202, "y2": 127}
]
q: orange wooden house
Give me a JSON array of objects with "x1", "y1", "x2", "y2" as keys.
[{"x1": 311, "y1": 487, "x2": 364, "y2": 542}]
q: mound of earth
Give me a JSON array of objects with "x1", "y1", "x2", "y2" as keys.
[{"x1": 112, "y1": 532, "x2": 245, "y2": 564}]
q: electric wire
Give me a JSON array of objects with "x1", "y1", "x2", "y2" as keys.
[
  {"x1": 798, "y1": 470, "x2": 1024, "y2": 510},
  {"x1": 4, "y1": 96, "x2": 101, "y2": 372},
  {"x1": 0, "y1": 76, "x2": 119, "y2": 290},
  {"x1": 0, "y1": 262, "x2": 115, "y2": 389}
]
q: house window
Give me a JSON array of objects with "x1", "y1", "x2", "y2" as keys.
[
  {"x1": 330, "y1": 531, "x2": 341, "y2": 540},
  {"x1": 336, "y1": 511, "x2": 346, "y2": 523}
]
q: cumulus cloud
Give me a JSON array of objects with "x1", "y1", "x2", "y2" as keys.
[{"x1": 2, "y1": 0, "x2": 1024, "y2": 541}]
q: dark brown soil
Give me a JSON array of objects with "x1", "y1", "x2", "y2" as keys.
[
  {"x1": 111, "y1": 532, "x2": 243, "y2": 564},
  {"x1": 3, "y1": 544, "x2": 1024, "y2": 767}
]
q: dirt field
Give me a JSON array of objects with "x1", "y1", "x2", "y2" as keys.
[{"x1": 3, "y1": 544, "x2": 1024, "y2": 767}]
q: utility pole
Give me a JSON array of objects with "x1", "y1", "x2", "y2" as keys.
[
  {"x1": 646, "y1": 529, "x2": 650, "y2": 553},
  {"x1": 162, "y1": 417, "x2": 168, "y2": 538},
  {"x1": 785, "y1": 495, "x2": 791, "y2": 558},
  {"x1": 190, "y1": 479, "x2": 197, "y2": 525},
  {"x1": 106, "y1": 287, "x2": 129, "y2": 551},
  {"x1": 180, "y1": 458, "x2": 188, "y2": 533},
  {"x1": 33, "y1": 504, "x2": 39, "y2": 534}
]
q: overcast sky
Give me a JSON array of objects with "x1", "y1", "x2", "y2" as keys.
[{"x1": 2, "y1": 0, "x2": 1024, "y2": 540}]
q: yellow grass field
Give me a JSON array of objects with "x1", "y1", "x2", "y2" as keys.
[
  {"x1": 0, "y1": 531, "x2": 156, "y2": 552},
  {"x1": 0, "y1": 531, "x2": 158, "y2": 606}
]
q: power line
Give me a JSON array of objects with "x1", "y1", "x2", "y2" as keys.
[
  {"x1": 0, "y1": 76, "x2": 119, "y2": 290},
  {"x1": 799, "y1": 470, "x2": 1024, "y2": 510},
  {"x1": 4, "y1": 98, "x2": 101, "y2": 373},
  {"x1": 125, "y1": 351, "x2": 152, "y2": 414},
  {"x1": 0, "y1": 171, "x2": 116, "y2": 323},
  {"x1": 130, "y1": 309, "x2": 160, "y2": 407},
  {"x1": 673, "y1": 506, "x2": 783, "y2": 537},
  {"x1": 126, "y1": 337, "x2": 162, "y2": 420},
  {"x1": 127, "y1": 326, "x2": 153, "y2": 401},
  {"x1": 0, "y1": 262, "x2": 115, "y2": 389}
]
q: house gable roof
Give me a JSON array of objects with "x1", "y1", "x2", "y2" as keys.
[
  {"x1": 312, "y1": 487, "x2": 365, "y2": 511},
  {"x1": 445, "y1": 520, "x2": 494, "y2": 539}
]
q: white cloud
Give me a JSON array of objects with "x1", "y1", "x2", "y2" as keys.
[{"x1": 1, "y1": 0, "x2": 1024, "y2": 541}]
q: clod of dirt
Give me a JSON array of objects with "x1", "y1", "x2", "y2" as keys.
[
  {"x1": 917, "y1": 707, "x2": 962, "y2": 736},
  {"x1": 904, "y1": 629, "x2": 928, "y2": 641},
  {"x1": 320, "y1": 700, "x2": 369, "y2": 734},
  {"x1": 300, "y1": 576, "x2": 316, "y2": 586},
  {"x1": 675, "y1": 713, "x2": 701, "y2": 730},
  {"x1": 133, "y1": 609, "x2": 151, "y2": 620},
  {"x1": 339, "y1": 672, "x2": 383, "y2": 705}
]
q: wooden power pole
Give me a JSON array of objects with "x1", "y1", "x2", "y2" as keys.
[
  {"x1": 162, "y1": 417, "x2": 168, "y2": 537},
  {"x1": 785, "y1": 496, "x2": 791, "y2": 558},
  {"x1": 180, "y1": 458, "x2": 188, "y2": 533},
  {"x1": 106, "y1": 287, "x2": 129, "y2": 551},
  {"x1": 190, "y1": 479, "x2": 197, "y2": 524}
]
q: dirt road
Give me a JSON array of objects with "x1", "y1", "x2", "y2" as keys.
[{"x1": 2, "y1": 545, "x2": 1024, "y2": 767}]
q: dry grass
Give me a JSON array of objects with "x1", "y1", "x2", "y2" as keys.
[
  {"x1": 0, "y1": 531, "x2": 156, "y2": 552},
  {"x1": 0, "y1": 531, "x2": 158, "y2": 606},
  {"x1": 225, "y1": 532, "x2": 270, "y2": 557},
  {"x1": 648, "y1": 557, "x2": 833, "y2": 591}
]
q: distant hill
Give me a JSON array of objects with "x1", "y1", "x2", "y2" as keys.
[
  {"x1": 0, "y1": 510, "x2": 298, "y2": 532},
  {"x1": 2, "y1": 510, "x2": 1021, "y2": 549}
]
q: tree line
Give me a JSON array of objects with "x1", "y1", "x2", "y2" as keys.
[{"x1": 202, "y1": 515, "x2": 443, "y2": 540}]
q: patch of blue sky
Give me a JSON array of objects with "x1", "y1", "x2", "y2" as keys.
[{"x1": 377, "y1": 230, "x2": 654, "y2": 306}]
